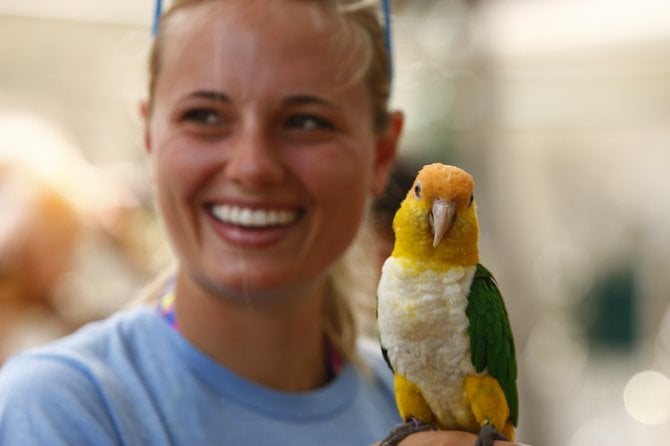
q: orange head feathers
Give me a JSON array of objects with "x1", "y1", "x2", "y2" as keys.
[{"x1": 391, "y1": 163, "x2": 479, "y2": 268}]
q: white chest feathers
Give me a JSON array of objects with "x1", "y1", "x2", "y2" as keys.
[{"x1": 377, "y1": 257, "x2": 477, "y2": 425}]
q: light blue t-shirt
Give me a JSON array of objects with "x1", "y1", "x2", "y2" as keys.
[{"x1": 0, "y1": 307, "x2": 400, "y2": 445}]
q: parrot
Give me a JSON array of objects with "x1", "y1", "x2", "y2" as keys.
[{"x1": 377, "y1": 163, "x2": 518, "y2": 446}]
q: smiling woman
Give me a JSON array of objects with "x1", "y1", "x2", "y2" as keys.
[
  {"x1": 0, "y1": 1, "x2": 518, "y2": 446},
  {"x1": 146, "y1": 0, "x2": 387, "y2": 295}
]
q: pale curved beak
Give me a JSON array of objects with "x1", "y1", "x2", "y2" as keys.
[{"x1": 430, "y1": 200, "x2": 455, "y2": 248}]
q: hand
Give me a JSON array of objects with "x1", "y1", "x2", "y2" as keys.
[{"x1": 374, "y1": 430, "x2": 523, "y2": 446}]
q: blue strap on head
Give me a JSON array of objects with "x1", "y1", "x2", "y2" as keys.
[
  {"x1": 381, "y1": 0, "x2": 394, "y2": 84},
  {"x1": 152, "y1": 0, "x2": 163, "y2": 37}
]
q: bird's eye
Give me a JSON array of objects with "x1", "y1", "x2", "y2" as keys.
[
  {"x1": 414, "y1": 182, "x2": 422, "y2": 198},
  {"x1": 469, "y1": 194, "x2": 474, "y2": 207}
]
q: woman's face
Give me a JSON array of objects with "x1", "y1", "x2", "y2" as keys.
[{"x1": 145, "y1": 0, "x2": 398, "y2": 301}]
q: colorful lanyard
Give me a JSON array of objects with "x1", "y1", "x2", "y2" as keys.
[
  {"x1": 157, "y1": 291, "x2": 179, "y2": 331},
  {"x1": 156, "y1": 293, "x2": 342, "y2": 377}
]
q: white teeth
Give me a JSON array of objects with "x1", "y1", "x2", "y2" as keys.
[{"x1": 210, "y1": 204, "x2": 298, "y2": 227}]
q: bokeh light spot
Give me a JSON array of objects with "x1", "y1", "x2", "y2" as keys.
[{"x1": 624, "y1": 370, "x2": 670, "y2": 425}]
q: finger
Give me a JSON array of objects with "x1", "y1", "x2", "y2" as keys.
[{"x1": 396, "y1": 430, "x2": 526, "y2": 446}]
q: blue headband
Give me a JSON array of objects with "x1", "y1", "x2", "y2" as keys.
[
  {"x1": 381, "y1": 0, "x2": 393, "y2": 83},
  {"x1": 152, "y1": 0, "x2": 393, "y2": 81},
  {"x1": 152, "y1": 0, "x2": 162, "y2": 37}
]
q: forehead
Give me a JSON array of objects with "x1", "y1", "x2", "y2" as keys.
[{"x1": 158, "y1": 0, "x2": 368, "y2": 95}]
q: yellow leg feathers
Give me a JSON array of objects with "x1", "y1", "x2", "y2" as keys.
[
  {"x1": 464, "y1": 375, "x2": 515, "y2": 441},
  {"x1": 393, "y1": 374, "x2": 436, "y2": 425},
  {"x1": 393, "y1": 373, "x2": 515, "y2": 441}
]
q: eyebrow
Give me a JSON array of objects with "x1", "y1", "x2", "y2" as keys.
[
  {"x1": 184, "y1": 91, "x2": 342, "y2": 111},
  {"x1": 188, "y1": 90, "x2": 231, "y2": 102},
  {"x1": 283, "y1": 95, "x2": 341, "y2": 110}
]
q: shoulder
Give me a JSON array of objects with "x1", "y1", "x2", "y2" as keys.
[
  {"x1": 0, "y1": 347, "x2": 118, "y2": 443},
  {"x1": 351, "y1": 337, "x2": 402, "y2": 431},
  {"x1": 0, "y1": 306, "x2": 165, "y2": 390},
  {"x1": 0, "y1": 307, "x2": 163, "y2": 443}
]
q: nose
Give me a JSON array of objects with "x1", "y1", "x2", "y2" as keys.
[{"x1": 224, "y1": 126, "x2": 286, "y2": 187}]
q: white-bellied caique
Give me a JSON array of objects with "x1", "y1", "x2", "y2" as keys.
[{"x1": 377, "y1": 163, "x2": 518, "y2": 446}]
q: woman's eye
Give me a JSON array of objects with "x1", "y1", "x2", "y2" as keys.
[
  {"x1": 182, "y1": 109, "x2": 223, "y2": 126},
  {"x1": 285, "y1": 114, "x2": 333, "y2": 131}
]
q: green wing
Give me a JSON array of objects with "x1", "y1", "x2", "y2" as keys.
[{"x1": 466, "y1": 263, "x2": 519, "y2": 426}]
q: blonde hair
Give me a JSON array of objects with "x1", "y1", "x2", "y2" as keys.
[
  {"x1": 143, "y1": 0, "x2": 392, "y2": 367},
  {"x1": 148, "y1": 0, "x2": 391, "y2": 131}
]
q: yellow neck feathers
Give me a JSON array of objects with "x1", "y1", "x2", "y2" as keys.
[{"x1": 391, "y1": 198, "x2": 479, "y2": 272}]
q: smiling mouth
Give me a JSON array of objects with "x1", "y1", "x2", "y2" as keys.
[{"x1": 208, "y1": 204, "x2": 301, "y2": 228}]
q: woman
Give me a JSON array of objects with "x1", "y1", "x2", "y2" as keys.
[{"x1": 0, "y1": 1, "x2": 518, "y2": 444}]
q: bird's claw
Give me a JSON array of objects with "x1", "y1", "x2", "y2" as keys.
[
  {"x1": 380, "y1": 417, "x2": 436, "y2": 446},
  {"x1": 475, "y1": 424, "x2": 508, "y2": 446}
]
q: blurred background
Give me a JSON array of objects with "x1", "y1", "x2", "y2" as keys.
[{"x1": 1, "y1": 0, "x2": 670, "y2": 444}]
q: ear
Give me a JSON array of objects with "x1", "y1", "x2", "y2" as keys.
[
  {"x1": 370, "y1": 110, "x2": 404, "y2": 196},
  {"x1": 139, "y1": 100, "x2": 152, "y2": 154}
]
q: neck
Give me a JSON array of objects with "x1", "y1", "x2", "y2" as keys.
[
  {"x1": 393, "y1": 237, "x2": 479, "y2": 272},
  {"x1": 173, "y1": 270, "x2": 329, "y2": 392}
]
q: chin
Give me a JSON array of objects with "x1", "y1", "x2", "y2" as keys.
[{"x1": 196, "y1": 266, "x2": 322, "y2": 305}]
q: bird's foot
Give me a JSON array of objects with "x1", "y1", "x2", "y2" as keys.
[
  {"x1": 475, "y1": 424, "x2": 508, "y2": 446},
  {"x1": 380, "y1": 417, "x2": 437, "y2": 446}
]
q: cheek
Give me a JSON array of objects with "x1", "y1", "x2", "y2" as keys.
[
  {"x1": 295, "y1": 140, "x2": 374, "y2": 216},
  {"x1": 150, "y1": 150, "x2": 186, "y2": 213},
  {"x1": 147, "y1": 107, "x2": 218, "y2": 200},
  {"x1": 150, "y1": 137, "x2": 218, "y2": 205}
]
